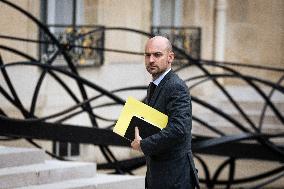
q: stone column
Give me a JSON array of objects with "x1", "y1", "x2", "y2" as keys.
[
  {"x1": 213, "y1": 0, "x2": 227, "y2": 62},
  {"x1": 174, "y1": 0, "x2": 183, "y2": 27},
  {"x1": 152, "y1": 0, "x2": 161, "y2": 26}
]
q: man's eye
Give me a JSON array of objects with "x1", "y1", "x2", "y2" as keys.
[
  {"x1": 144, "y1": 52, "x2": 163, "y2": 58},
  {"x1": 153, "y1": 53, "x2": 163, "y2": 58}
]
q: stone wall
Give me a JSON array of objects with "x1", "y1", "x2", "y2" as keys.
[{"x1": 0, "y1": 0, "x2": 39, "y2": 63}]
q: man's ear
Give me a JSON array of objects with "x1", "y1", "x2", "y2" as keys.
[{"x1": 168, "y1": 51, "x2": 175, "y2": 63}]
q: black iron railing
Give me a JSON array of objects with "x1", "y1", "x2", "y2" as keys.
[
  {"x1": 40, "y1": 25, "x2": 105, "y2": 67},
  {"x1": 151, "y1": 26, "x2": 201, "y2": 61}
]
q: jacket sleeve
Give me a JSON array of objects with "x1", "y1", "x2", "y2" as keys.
[{"x1": 140, "y1": 82, "x2": 192, "y2": 156}]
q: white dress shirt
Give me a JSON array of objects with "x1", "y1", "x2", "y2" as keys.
[{"x1": 153, "y1": 68, "x2": 171, "y2": 86}]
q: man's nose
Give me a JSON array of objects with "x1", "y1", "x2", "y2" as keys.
[{"x1": 149, "y1": 54, "x2": 155, "y2": 62}]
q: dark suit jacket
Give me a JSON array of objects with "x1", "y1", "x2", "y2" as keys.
[{"x1": 140, "y1": 70, "x2": 200, "y2": 189}]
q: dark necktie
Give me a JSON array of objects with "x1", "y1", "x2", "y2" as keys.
[{"x1": 148, "y1": 82, "x2": 156, "y2": 101}]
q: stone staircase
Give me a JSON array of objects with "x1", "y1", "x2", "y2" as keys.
[
  {"x1": 192, "y1": 85, "x2": 284, "y2": 135},
  {"x1": 0, "y1": 146, "x2": 144, "y2": 189}
]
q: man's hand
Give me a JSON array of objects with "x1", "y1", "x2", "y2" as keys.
[{"x1": 131, "y1": 127, "x2": 142, "y2": 152}]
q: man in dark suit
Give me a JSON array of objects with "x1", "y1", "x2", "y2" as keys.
[{"x1": 131, "y1": 36, "x2": 200, "y2": 189}]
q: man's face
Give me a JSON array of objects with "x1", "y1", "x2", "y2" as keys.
[{"x1": 144, "y1": 38, "x2": 174, "y2": 79}]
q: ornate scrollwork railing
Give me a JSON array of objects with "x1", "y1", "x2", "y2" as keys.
[
  {"x1": 151, "y1": 26, "x2": 201, "y2": 60},
  {"x1": 40, "y1": 24, "x2": 105, "y2": 67}
]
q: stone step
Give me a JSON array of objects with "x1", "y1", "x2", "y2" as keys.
[
  {"x1": 213, "y1": 85, "x2": 283, "y2": 102},
  {"x1": 0, "y1": 160, "x2": 96, "y2": 188},
  {"x1": 213, "y1": 101, "x2": 284, "y2": 114},
  {"x1": 193, "y1": 122, "x2": 284, "y2": 139},
  {"x1": 0, "y1": 146, "x2": 45, "y2": 168},
  {"x1": 16, "y1": 174, "x2": 145, "y2": 189},
  {"x1": 193, "y1": 121, "x2": 283, "y2": 131},
  {"x1": 194, "y1": 99, "x2": 284, "y2": 115},
  {"x1": 193, "y1": 111, "x2": 282, "y2": 126}
]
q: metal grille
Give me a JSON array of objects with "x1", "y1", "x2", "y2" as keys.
[
  {"x1": 40, "y1": 25, "x2": 105, "y2": 67},
  {"x1": 151, "y1": 26, "x2": 201, "y2": 61}
]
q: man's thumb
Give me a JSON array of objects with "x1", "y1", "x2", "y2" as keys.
[{"x1": 135, "y1": 127, "x2": 140, "y2": 139}]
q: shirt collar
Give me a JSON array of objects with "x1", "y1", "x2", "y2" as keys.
[{"x1": 153, "y1": 68, "x2": 171, "y2": 86}]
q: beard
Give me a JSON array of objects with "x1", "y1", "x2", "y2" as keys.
[{"x1": 146, "y1": 66, "x2": 163, "y2": 80}]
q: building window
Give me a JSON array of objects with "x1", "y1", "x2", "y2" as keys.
[
  {"x1": 152, "y1": 0, "x2": 183, "y2": 26},
  {"x1": 40, "y1": 0, "x2": 104, "y2": 67},
  {"x1": 152, "y1": 0, "x2": 201, "y2": 61},
  {"x1": 40, "y1": 0, "x2": 104, "y2": 158}
]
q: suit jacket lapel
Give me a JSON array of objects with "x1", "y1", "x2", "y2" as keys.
[{"x1": 149, "y1": 70, "x2": 174, "y2": 106}]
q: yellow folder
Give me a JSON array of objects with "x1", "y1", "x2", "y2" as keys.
[{"x1": 113, "y1": 96, "x2": 168, "y2": 140}]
